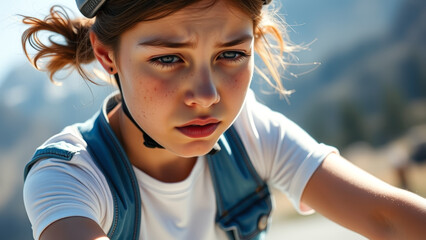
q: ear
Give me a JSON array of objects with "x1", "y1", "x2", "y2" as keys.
[{"x1": 90, "y1": 31, "x2": 117, "y2": 74}]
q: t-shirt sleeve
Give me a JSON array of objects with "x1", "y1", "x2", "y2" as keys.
[
  {"x1": 234, "y1": 90, "x2": 339, "y2": 214},
  {"x1": 23, "y1": 152, "x2": 113, "y2": 240}
]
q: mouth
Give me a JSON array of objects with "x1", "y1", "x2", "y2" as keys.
[{"x1": 176, "y1": 119, "x2": 220, "y2": 138}]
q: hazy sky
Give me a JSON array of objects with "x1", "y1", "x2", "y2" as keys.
[{"x1": 0, "y1": 0, "x2": 79, "y2": 84}]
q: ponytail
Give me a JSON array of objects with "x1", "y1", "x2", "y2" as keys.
[{"x1": 21, "y1": 5, "x2": 96, "y2": 83}]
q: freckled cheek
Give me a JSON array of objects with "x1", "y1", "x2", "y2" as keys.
[
  {"x1": 131, "y1": 74, "x2": 178, "y2": 116},
  {"x1": 224, "y1": 65, "x2": 252, "y2": 91},
  {"x1": 219, "y1": 64, "x2": 252, "y2": 115}
]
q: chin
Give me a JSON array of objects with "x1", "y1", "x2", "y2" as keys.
[{"x1": 172, "y1": 141, "x2": 218, "y2": 158}]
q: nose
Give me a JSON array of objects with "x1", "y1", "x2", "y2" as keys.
[{"x1": 184, "y1": 67, "x2": 220, "y2": 108}]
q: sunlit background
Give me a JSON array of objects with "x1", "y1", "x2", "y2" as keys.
[{"x1": 0, "y1": 0, "x2": 425, "y2": 239}]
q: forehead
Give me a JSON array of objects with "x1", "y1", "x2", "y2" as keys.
[
  {"x1": 168, "y1": 0, "x2": 250, "y2": 26},
  {"x1": 123, "y1": 0, "x2": 254, "y2": 43}
]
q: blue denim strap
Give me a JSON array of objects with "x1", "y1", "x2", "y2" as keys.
[
  {"x1": 207, "y1": 126, "x2": 272, "y2": 240},
  {"x1": 77, "y1": 110, "x2": 141, "y2": 240}
]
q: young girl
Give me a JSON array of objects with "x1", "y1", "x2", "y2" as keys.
[{"x1": 21, "y1": 0, "x2": 426, "y2": 240}]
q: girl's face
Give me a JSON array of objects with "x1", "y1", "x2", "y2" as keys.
[{"x1": 116, "y1": 0, "x2": 254, "y2": 157}]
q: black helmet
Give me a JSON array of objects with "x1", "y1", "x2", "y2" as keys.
[{"x1": 76, "y1": 0, "x2": 272, "y2": 18}]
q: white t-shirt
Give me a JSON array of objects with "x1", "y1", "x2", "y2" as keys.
[{"x1": 23, "y1": 90, "x2": 338, "y2": 240}]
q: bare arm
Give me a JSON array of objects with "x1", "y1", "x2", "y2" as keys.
[
  {"x1": 40, "y1": 217, "x2": 109, "y2": 240},
  {"x1": 301, "y1": 153, "x2": 426, "y2": 240}
]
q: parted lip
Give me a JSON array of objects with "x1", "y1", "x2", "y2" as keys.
[{"x1": 176, "y1": 117, "x2": 220, "y2": 128}]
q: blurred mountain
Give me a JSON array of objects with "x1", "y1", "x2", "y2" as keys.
[
  {"x1": 256, "y1": 0, "x2": 426, "y2": 148},
  {"x1": 0, "y1": 62, "x2": 114, "y2": 158},
  {"x1": 0, "y1": 63, "x2": 114, "y2": 240},
  {"x1": 0, "y1": 63, "x2": 115, "y2": 126}
]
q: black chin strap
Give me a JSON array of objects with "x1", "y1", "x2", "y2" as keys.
[
  {"x1": 114, "y1": 74, "x2": 164, "y2": 149},
  {"x1": 113, "y1": 73, "x2": 221, "y2": 155}
]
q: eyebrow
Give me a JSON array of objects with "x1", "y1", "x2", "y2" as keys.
[
  {"x1": 138, "y1": 34, "x2": 253, "y2": 49},
  {"x1": 216, "y1": 34, "x2": 253, "y2": 48}
]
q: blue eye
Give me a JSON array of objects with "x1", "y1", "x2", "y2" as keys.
[
  {"x1": 221, "y1": 52, "x2": 239, "y2": 58},
  {"x1": 149, "y1": 55, "x2": 183, "y2": 69},
  {"x1": 218, "y1": 51, "x2": 248, "y2": 62},
  {"x1": 157, "y1": 55, "x2": 180, "y2": 63}
]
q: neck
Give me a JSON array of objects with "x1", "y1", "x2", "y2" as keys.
[{"x1": 107, "y1": 104, "x2": 197, "y2": 183}]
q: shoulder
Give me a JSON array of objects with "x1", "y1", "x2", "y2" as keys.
[
  {"x1": 233, "y1": 90, "x2": 338, "y2": 213},
  {"x1": 24, "y1": 124, "x2": 110, "y2": 197},
  {"x1": 235, "y1": 89, "x2": 336, "y2": 159},
  {"x1": 25, "y1": 125, "x2": 95, "y2": 179},
  {"x1": 24, "y1": 125, "x2": 113, "y2": 239},
  {"x1": 234, "y1": 89, "x2": 322, "y2": 163},
  {"x1": 234, "y1": 89, "x2": 307, "y2": 143},
  {"x1": 232, "y1": 89, "x2": 298, "y2": 179}
]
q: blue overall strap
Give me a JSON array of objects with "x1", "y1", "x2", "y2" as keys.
[
  {"x1": 207, "y1": 126, "x2": 273, "y2": 240},
  {"x1": 77, "y1": 111, "x2": 141, "y2": 240}
]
